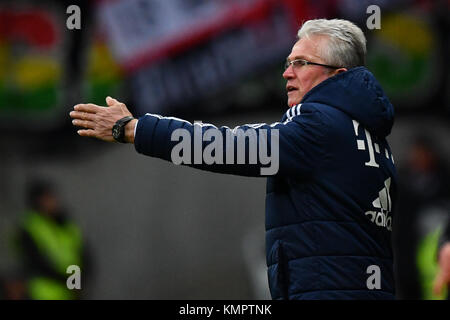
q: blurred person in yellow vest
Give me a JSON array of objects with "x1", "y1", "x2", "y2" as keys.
[
  {"x1": 13, "y1": 178, "x2": 91, "y2": 300},
  {"x1": 416, "y1": 218, "x2": 449, "y2": 300},
  {"x1": 395, "y1": 135, "x2": 450, "y2": 299}
]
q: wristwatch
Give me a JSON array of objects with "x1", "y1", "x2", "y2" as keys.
[{"x1": 112, "y1": 116, "x2": 134, "y2": 143}]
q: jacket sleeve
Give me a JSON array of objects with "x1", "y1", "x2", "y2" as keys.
[{"x1": 133, "y1": 106, "x2": 325, "y2": 177}]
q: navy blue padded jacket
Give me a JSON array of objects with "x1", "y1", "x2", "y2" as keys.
[{"x1": 134, "y1": 67, "x2": 397, "y2": 299}]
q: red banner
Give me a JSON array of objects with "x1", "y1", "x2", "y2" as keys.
[{"x1": 97, "y1": 0, "x2": 309, "y2": 73}]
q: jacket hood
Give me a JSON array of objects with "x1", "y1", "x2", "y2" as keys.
[{"x1": 301, "y1": 67, "x2": 394, "y2": 137}]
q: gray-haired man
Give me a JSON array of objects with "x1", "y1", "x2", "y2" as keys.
[{"x1": 71, "y1": 19, "x2": 397, "y2": 299}]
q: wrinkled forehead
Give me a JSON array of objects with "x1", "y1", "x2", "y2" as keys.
[{"x1": 287, "y1": 35, "x2": 328, "y2": 62}]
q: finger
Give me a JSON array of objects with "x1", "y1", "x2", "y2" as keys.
[
  {"x1": 72, "y1": 119, "x2": 95, "y2": 129},
  {"x1": 70, "y1": 111, "x2": 96, "y2": 121},
  {"x1": 74, "y1": 103, "x2": 103, "y2": 114},
  {"x1": 77, "y1": 129, "x2": 97, "y2": 138},
  {"x1": 106, "y1": 96, "x2": 120, "y2": 106}
]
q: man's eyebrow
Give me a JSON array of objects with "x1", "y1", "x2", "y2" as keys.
[{"x1": 286, "y1": 55, "x2": 309, "y2": 62}]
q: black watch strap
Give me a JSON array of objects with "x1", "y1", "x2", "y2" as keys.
[
  {"x1": 116, "y1": 116, "x2": 134, "y2": 126},
  {"x1": 113, "y1": 116, "x2": 134, "y2": 143}
]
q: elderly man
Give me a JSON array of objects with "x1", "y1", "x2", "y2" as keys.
[{"x1": 70, "y1": 19, "x2": 397, "y2": 299}]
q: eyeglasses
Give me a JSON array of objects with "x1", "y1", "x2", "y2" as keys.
[{"x1": 284, "y1": 58, "x2": 341, "y2": 70}]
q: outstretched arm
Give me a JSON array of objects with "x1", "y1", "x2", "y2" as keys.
[{"x1": 70, "y1": 97, "x2": 325, "y2": 177}]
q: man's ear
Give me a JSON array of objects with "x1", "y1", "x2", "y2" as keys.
[
  {"x1": 334, "y1": 68, "x2": 348, "y2": 75},
  {"x1": 326, "y1": 67, "x2": 347, "y2": 78}
]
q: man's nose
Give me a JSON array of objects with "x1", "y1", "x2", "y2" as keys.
[{"x1": 283, "y1": 66, "x2": 295, "y2": 80}]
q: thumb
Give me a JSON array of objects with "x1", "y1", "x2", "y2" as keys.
[{"x1": 106, "y1": 96, "x2": 119, "y2": 106}]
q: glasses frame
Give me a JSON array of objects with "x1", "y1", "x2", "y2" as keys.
[{"x1": 285, "y1": 58, "x2": 341, "y2": 70}]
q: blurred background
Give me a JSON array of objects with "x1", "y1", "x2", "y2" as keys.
[{"x1": 0, "y1": 0, "x2": 449, "y2": 299}]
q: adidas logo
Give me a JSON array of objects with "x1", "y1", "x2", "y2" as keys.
[{"x1": 365, "y1": 177, "x2": 392, "y2": 231}]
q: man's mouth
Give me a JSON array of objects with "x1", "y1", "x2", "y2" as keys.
[{"x1": 286, "y1": 85, "x2": 298, "y2": 93}]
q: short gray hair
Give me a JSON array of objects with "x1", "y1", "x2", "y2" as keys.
[{"x1": 297, "y1": 19, "x2": 367, "y2": 69}]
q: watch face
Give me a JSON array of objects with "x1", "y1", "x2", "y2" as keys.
[{"x1": 112, "y1": 125, "x2": 121, "y2": 140}]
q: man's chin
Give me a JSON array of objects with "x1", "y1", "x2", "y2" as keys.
[
  {"x1": 288, "y1": 99, "x2": 301, "y2": 107},
  {"x1": 287, "y1": 94, "x2": 303, "y2": 107}
]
